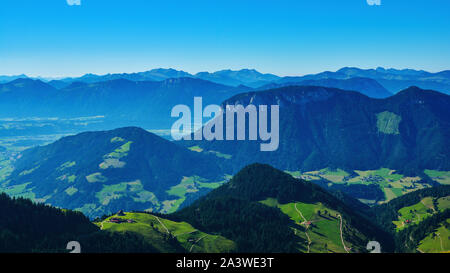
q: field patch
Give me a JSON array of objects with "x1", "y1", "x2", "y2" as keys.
[
  {"x1": 110, "y1": 137, "x2": 125, "y2": 143},
  {"x1": 0, "y1": 158, "x2": 13, "y2": 182},
  {"x1": 105, "y1": 141, "x2": 133, "y2": 159},
  {"x1": 19, "y1": 166, "x2": 40, "y2": 176},
  {"x1": 96, "y1": 180, "x2": 158, "y2": 206},
  {"x1": 165, "y1": 176, "x2": 227, "y2": 213},
  {"x1": 58, "y1": 161, "x2": 76, "y2": 171},
  {"x1": 99, "y1": 158, "x2": 126, "y2": 169},
  {"x1": 187, "y1": 146, "x2": 203, "y2": 152},
  {"x1": 376, "y1": 111, "x2": 401, "y2": 135},
  {"x1": 86, "y1": 172, "x2": 107, "y2": 183},
  {"x1": 424, "y1": 170, "x2": 450, "y2": 185},
  {"x1": 437, "y1": 196, "x2": 450, "y2": 211},
  {"x1": 0, "y1": 182, "x2": 35, "y2": 200},
  {"x1": 65, "y1": 186, "x2": 78, "y2": 196}
]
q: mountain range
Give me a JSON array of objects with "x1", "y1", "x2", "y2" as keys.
[
  {"x1": 276, "y1": 67, "x2": 450, "y2": 94},
  {"x1": 2, "y1": 85, "x2": 449, "y2": 218},
  {"x1": 0, "y1": 77, "x2": 249, "y2": 129},
  {"x1": 7, "y1": 68, "x2": 280, "y2": 89},
  {"x1": 2, "y1": 67, "x2": 449, "y2": 94},
  {"x1": 185, "y1": 85, "x2": 450, "y2": 175},
  {"x1": 2, "y1": 68, "x2": 449, "y2": 135},
  {"x1": 259, "y1": 77, "x2": 393, "y2": 98}
]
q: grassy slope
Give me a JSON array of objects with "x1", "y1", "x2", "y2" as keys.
[
  {"x1": 165, "y1": 176, "x2": 228, "y2": 213},
  {"x1": 393, "y1": 195, "x2": 450, "y2": 231},
  {"x1": 0, "y1": 152, "x2": 13, "y2": 182},
  {"x1": 417, "y1": 219, "x2": 450, "y2": 253},
  {"x1": 260, "y1": 198, "x2": 360, "y2": 253},
  {"x1": 97, "y1": 212, "x2": 236, "y2": 253}
]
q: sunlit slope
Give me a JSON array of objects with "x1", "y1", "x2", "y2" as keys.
[
  {"x1": 97, "y1": 212, "x2": 236, "y2": 253},
  {"x1": 260, "y1": 198, "x2": 367, "y2": 253}
]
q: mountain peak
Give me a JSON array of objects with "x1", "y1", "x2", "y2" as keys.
[
  {"x1": 10, "y1": 126, "x2": 225, "y2": 218},
  {"x1": 9, "y1": 77, "x2": 43, "y2": 85}
]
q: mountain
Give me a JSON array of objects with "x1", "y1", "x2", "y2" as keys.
[
  {"x1": 0, "y1": 192, "x2": 161, "y2": 253},
  {"x1": 52, "y1": 68, "x2": 194, "y2": 86},
  {"x1": 280, "y1": 67, "x2": 450, "y2": 94},
  {"x1": 0, "y1": 78, "x2": 60, "y2": 117},
  {"x1": 195, "y1": 69, "x2": 280, "y2": 88},
  {"x1": 260, "y1": 77, "x2": 392, "y2": 98},
  {"x1": 4, "y1": 67, "x2": 450, "y2": 94},
  {"x1": 170, "y1": 163, "x2": 393, "y2": 253},
  {"x1": 2, "y1": 127, "x2": 229, "y2": 218},
  {"x1": 0, "y1": 74, "x2": 28, "y2": 83},
  {"x1": 44, "y1": 68, "x2": 278, "y2": 89},
  {"x1": 184, "y1": 85, "x2": 450, "y2": 175},
  {"x1": 0, "y1": 77, "x2": 247, "y2": 130}
]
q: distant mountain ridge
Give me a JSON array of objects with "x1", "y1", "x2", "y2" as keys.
[
  {"x1": 42, "y1": 68, "x2": 279, "y2": 89},
  {"x1": 259, "y1": 77, "x2": 393, "y2": 98},
  {"x1": 0, "y1": 74, "x2": 28, "y2": 83},
  {"x1": 184, "y1": 85, "x2": 450, "y2": 175},
  {"x1": 281, "y1": 67, "x2": 450, "y2": 94},
  {"x1": 195, "y1": 69, "x2": 280, "y2": 88},
  {"x1": 0, "y1": 77, "x2": 248, "y2": 129},
  {"x1": 2, "y1": 67, "x2": 449, "y2": 94}
]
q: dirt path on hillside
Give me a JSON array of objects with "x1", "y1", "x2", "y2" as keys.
[
  {"x1": 337, "y1": 214, "x2": 349, "y2": 253},
  {"x1": 294, "y1": 203, "x2": 312, "y2": 253},
  {"x1": 189, "y1": 235, "x2": 208, "y2": 252},
  {"x1": 438, "y1": 233, "x2": 444, "y2": 252},
  {"x1": 294, "y1": 203, "x2": 308, "y2": 223},
  {"x1": 153, "y1": 215, "x2": 170, "y2": 234}
]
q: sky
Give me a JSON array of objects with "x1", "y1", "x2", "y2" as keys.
[{"x1": 0, "y1": 0, "x2": 449, "y2": 77}]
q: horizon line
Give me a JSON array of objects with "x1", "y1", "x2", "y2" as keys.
[{"x1": 1, "y1": 66, "x2": 449, "y2": 80}]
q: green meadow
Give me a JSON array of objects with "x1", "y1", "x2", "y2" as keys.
[
  {"x1": 260, "y1": 198, "x2": 354, "y2": 253},
  {"x1": 424, "y1": 170, "x2": 450, "y2": 185},
  {"x1": 417, "y1": 219, "x2": 450, "y2": 253},
  {"x1": 98, "y1": 212, "x2": 236, "y2": 253},
  {"x1": 393, "y1": 196, "x2": 450, "y2": 231},
  {"x1": 165, "y1": 176, "x2": 228, "y2": 213}
]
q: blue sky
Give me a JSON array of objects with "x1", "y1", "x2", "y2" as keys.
[{"x1": 0, "y1": 0, "x2": 449, "y2": 77}]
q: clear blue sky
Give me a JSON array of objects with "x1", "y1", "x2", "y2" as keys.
[{"x1": 1, "y1": 0, "x2": 449, "y2": 77}]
